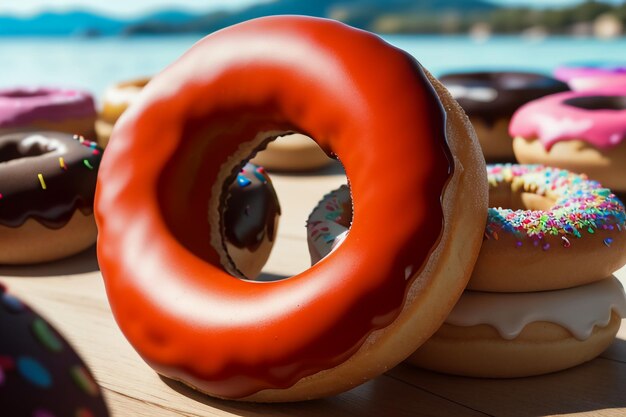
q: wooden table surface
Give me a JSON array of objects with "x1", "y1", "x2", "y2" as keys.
[{"x1": 2, "y1": 162, "x2": 626, "y2": 417}]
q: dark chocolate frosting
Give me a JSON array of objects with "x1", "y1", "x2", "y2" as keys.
[
  {"x1": 439, "y1": 71, "x2": 569, "y2": 123},
  {"x1": 0, "y1": 282, "x2": 109, "y2": 416},
  {"x1": 0, "y1": 132, "x2": 102, "y2": 229},
  {"x1": 223, "y1": 162, "x2": 280, "y2": 252}
]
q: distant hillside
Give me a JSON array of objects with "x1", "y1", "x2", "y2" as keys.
[
  {"x1": 0, "y1": 9, "x2": 198, "y2": 36},
  {"x1": 125, "y1": 0, "x2": 496, "y2": 35},
  {"x1": 0, "y1": 0, "x2": 621, "y2": 36}
]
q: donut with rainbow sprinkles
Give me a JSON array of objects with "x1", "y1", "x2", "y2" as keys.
[{"x1": 471, "y1": 164, "x2": 626, "y2": 292}]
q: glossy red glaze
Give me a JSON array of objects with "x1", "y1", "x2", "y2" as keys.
[{"x1": 95, "y1": 16, "x2": 451, "y2": 398}]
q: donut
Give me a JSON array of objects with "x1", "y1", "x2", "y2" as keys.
[
  {"x1": 568, "y1": 74, "x2": 626, "y2": 92},
  {"x1": 307, "y1": 185, "x2": 351, "y2": 265},
  {"x1": 0, "y1": 282, "x2": 109, "y2": 416},
  {"x1": 439, "y1": 71, "x2": 569, "y2": 162},
  {"x1": 223, "y1": 162, "x2": 281, "y2": 279},
  {"x1": 0, "y1": 132, "x2": 102, "y2": 264},
  {"x1": 473, "y1": 164, "x2": 626, "y2": 292},
  {"x1": 309, "y1": 165, "x2": 626, "y2": 293},
  {"x1": 250, "y1": 133, "x2": 333, "y2": 171},
  {"x1": 510, "y1": 89, "x2": 626, "y2": 192},
  {"x1": 407, "y1": 276, "x2": 626, "y2": 378},
  {"x1": 0, "y1": 87, "x2": 97, "y2": 139},
  {"x1": 96, "y1": 77, "x2": 150, "y2": 147},
  {"x1": 554, "y1": 61, "x2": 626, "y2": 88},
  {"x1": 95, "y1": 16, "x2": 488, "y2": 401}
]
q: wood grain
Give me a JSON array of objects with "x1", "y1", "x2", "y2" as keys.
[{"x1": 1, "y1": 165, "x2": 625, "y2": 416}]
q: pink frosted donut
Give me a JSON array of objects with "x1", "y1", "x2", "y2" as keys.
[
  {"x1": 0, "y1": 87, "x2": 96, "y2": 139},
  {"x1": 568, "y1": 74, "x2": 626, "y2": 92},
  {"x1": 555, "y1": 63, "x2": 626, "y2": 92},
  {"x1": 510, "y1": 89, "x2": 626, "y2": 191},
  {"x1": 554, "y1": 62, "x2": 626, "y2": 83}
]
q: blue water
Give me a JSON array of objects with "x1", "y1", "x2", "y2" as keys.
[{"x1": 1, "y1": 35, "x2": 625, "y2": 103}]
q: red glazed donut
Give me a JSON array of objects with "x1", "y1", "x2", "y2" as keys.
[{"x1": 96, "y1": 16, "x2": 487, "y2": 401}]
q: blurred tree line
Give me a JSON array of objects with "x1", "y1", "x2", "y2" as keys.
[
  {"x1": 487, "y1": 0, "x2": 626, "y2": 33},
  {"x1": 371, "y1": 0, "x2": 626, "y2": 34}
]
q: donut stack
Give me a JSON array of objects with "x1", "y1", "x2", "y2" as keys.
[
  {"x1": 308, "y1": 164, "x2": 626, "y2": 377},
  {"x1": 408, "y1": 164, "x2": 626, "y2": 377},
  {"x1": 0, "y1": 87, "x2": 102, "y2": 264}
]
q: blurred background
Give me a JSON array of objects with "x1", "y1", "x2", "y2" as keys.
[{"x1": 0, "y1": 0, "x2": 625, "y2": 101}]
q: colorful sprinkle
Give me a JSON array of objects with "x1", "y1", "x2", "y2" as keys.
[
  {"x1": 83, "y1": 159, "x2": 94, "y2": 170},
  {"x1": 253, "y1": 167, "x2": 267, "y2": 183},
  {"x1": 1, "y1": 292, "x2": 25, "y2": 313},
  {"x1": 70, "y1": 365, "x2": 99, "y2": 397},
  {"x1": 59, "y1": 157, "x2": 67, "y2": 171},
  {"x1": 32, "y1": 318, "x2": 63, "y2": 353},
  {"x1": 38, "y1": 173, "x2": 47, "y2": 190},
  {"x1": 237, "y1": 175, "x2": 251, "y2": 187},
  {"x1": 604, "y1": 238, "x2": 614, "y2": 247},
  {"x1": 17, "y1": 356, "x2": 52, "y2": 388},
  {"x1": 561, "y1": 236, "x2": 571, "y2": 248},
  {"x1": 75, "y1": 409, "x2": 96, "y2": 417},
  {"x1": 0, "y1": 355, "x2": 15, "y2": 386}
]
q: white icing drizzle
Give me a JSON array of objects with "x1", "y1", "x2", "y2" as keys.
[{"x1": 447, "y1": 277, "x2": 626, "y2": 340}]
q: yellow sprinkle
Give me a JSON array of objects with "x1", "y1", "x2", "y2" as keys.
[
  {"x1": 38, "y1": 173, "x2": 47, "y2": 190},
  {"x1": 59, "y1": 157, "x2": 66, "y2": 170}
]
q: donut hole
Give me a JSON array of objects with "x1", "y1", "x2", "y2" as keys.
[
  {"x1": 489, "y1": 182, "x2": 556, "y2": 211},
  {"x1": 0, "y1": 137, "x2": 56, "y2": 164},
  {"x1": 564, "y1": 95, "x2": 626, "y2": 111},
  {"x1": 254, "y1": 161, "x2": 349, "y2": 281},
  {"x1": 206, "y1": 132, "x2": 343, "y2": 281}
]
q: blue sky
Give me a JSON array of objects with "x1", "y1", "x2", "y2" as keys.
[{"x1": 0, "y1": 0, "x2": 622, "y2": 17}]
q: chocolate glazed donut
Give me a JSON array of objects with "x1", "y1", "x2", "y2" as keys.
[
  {"x1": 439, "y1": 71, "x2": 569, "y2": 161},
  {"x1": 223, "y1": 162, "x2": 281, "y2": 279},
  {"x1": 0, "y1": 132, "x2": 102, "y2": 264}
]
